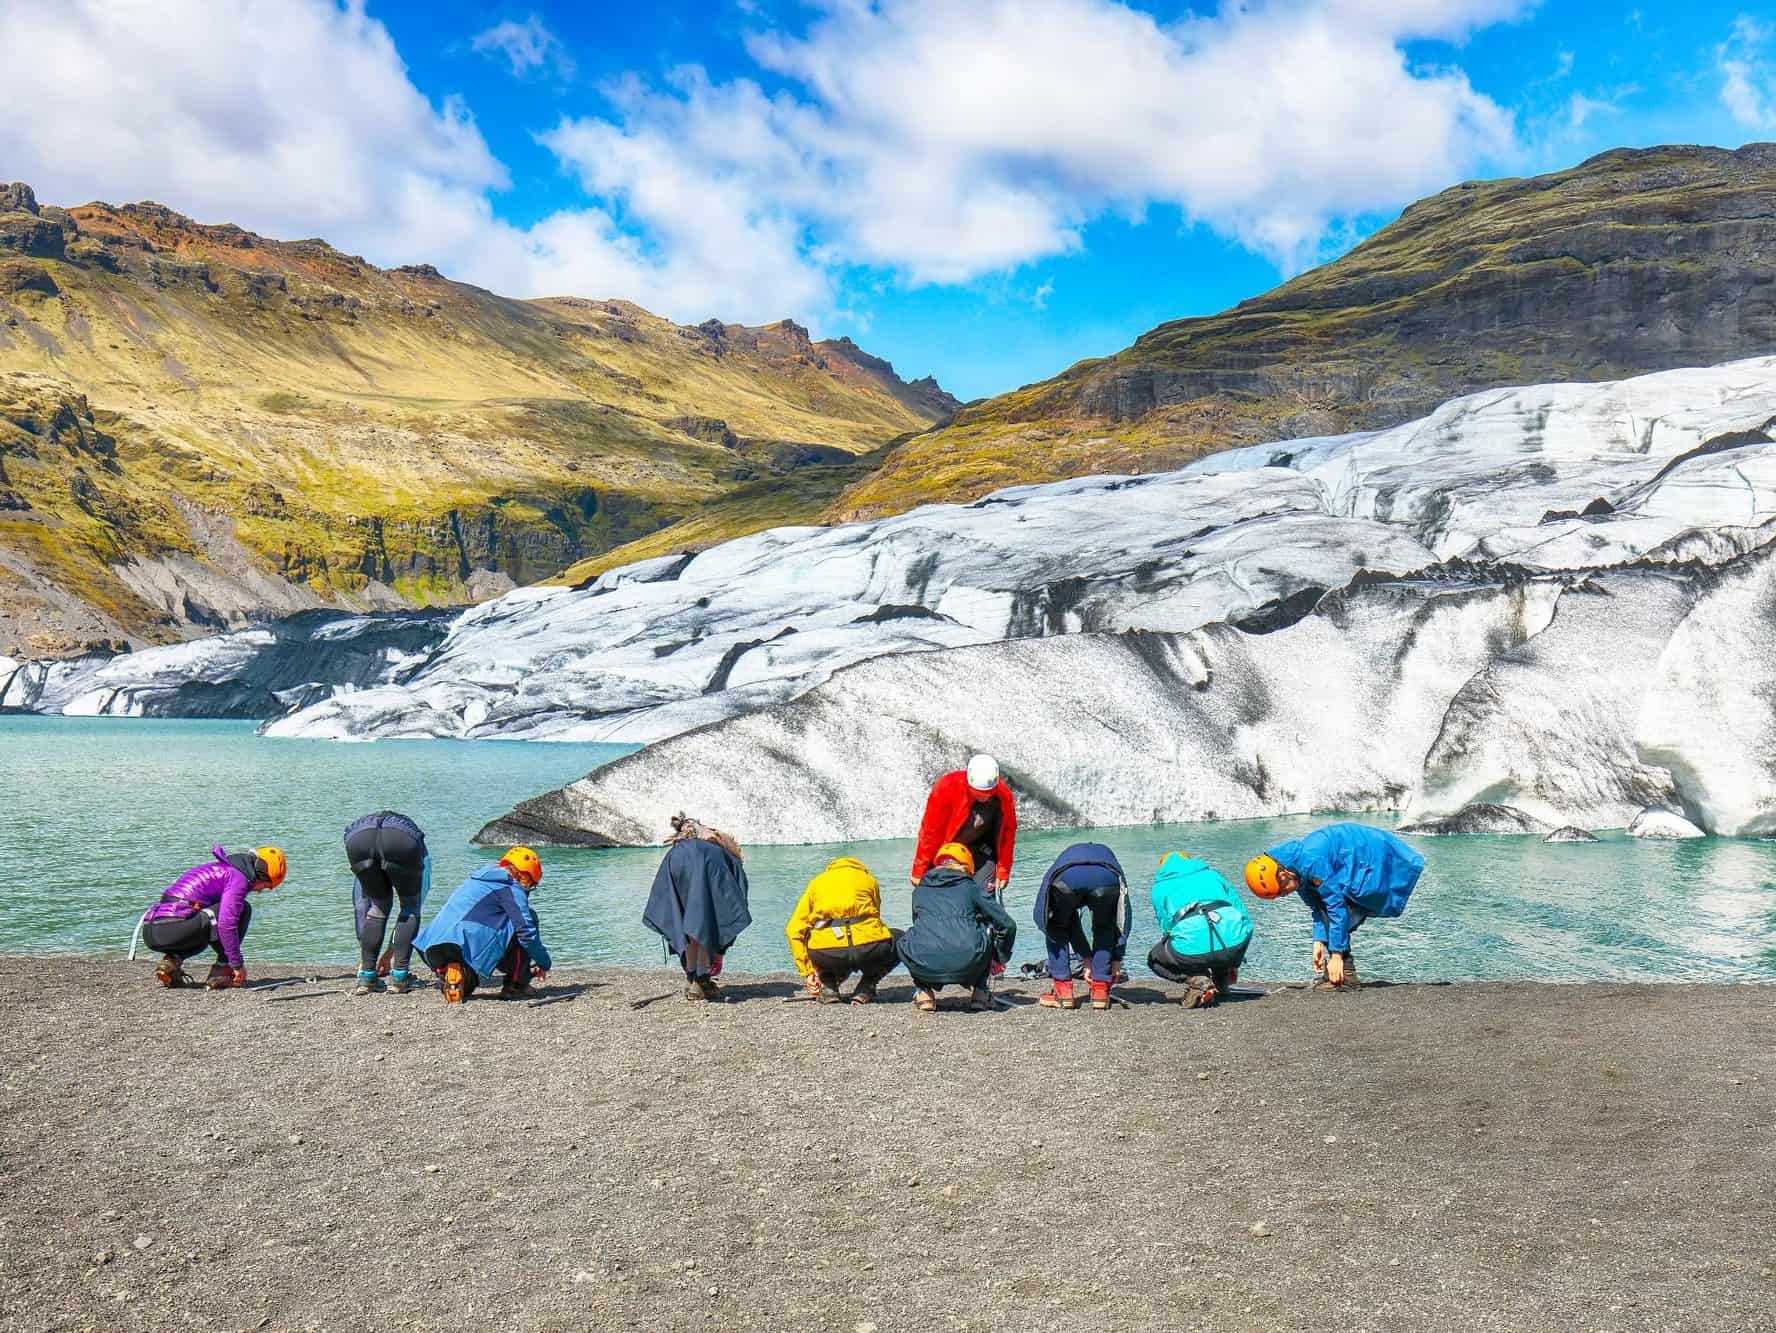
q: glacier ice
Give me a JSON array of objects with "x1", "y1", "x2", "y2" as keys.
[{"x1": 1626, "y1": 807, "x2": 1708, "y2": 840}]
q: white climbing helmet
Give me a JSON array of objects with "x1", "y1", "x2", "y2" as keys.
[{"x1": 966, "y1": 753, "x2": 1000, "y2": 792}]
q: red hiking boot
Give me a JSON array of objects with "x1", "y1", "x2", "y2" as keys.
[
  {"x1": 1089, "y1": 978, "x2": 1111, "y2": 1010},
  {"x1": 1038, "y1": 979, "x2": 1077, "y2": 1009},
  {"x1": 441, "y1": 961, "x2": 468, "y2": 1005}
]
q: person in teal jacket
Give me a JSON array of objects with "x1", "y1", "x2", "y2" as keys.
[
  {"x1": 414, "y1": 847, "x2": 551, "y2": 1003},
  {"x1": 1146, "y1": 852, "x2": 1253, "y2": 1007},
  {"x1": 1245, "y1": 822, "x2": 1424, "y2": 988}
]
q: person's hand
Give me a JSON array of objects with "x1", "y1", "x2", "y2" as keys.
[
  {"x1": 994, "y1": 878, "x2": 1010, "y2": 895},
  {"x1": 376, "y1": 949, "x2": 393, "y2": 977},
  {"x1": 530, "y1": 964, "x2": 547, "y2": 981},
  {"x1": 988, "y1": 959, "x2": 1006, "y2": 978},
  {"x1": 1326, "y1": 953, "x2": 1346, "y2": 987},
  {"x1": 805, "y1": 973, "x2": 822, "y2": 999},
  {"x1": 1312, "y1": 941, "x2": 1328, "y2": 973},
  {"x1": 909, "y1": 874, "x2": 920, "y2": 887}
]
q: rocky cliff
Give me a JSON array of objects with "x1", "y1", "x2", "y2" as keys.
[
  {"x1": 838, "y1": 144, "x2": 1776, "y2": 518},
  {"x1": 0, "y1": 183, "x2": 955, "y2": 657}
]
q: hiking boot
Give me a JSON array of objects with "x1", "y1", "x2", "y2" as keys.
[
  {"x1": 684, "y1": 978, "x2": 705, "y2": 1001},
  {"x1": 816, "y1": 983, "x2": 845, "y2": 1005},
  {"x1": 155, "y1": 956, "x2": 189, "y2": 989},
  {"x1": 441, "y1": 961, "x2": 468, "y2": 1005},
  {"x1": 1038, "y1": 979, "x2": 1077, "y2": 1010},
  {"x1": 968, "y1": 987, "x2": 994, "y2": 1012},
  {"x1": 697, "y1": 977, "x2": 722, "y2": 1002},
  {"x1": 202, "y1": 963, "x2": 233, "y2": 989},
  {"x1": 1089, "y1": 979, "x2": 1111, "y2": 1011},
  {"x1": 1181, "y1": 981, "x2": 1217, "y2": 1009},
  {"x1": 387, "y1": 970, "x2": 413, "y2": 995},
  {"x1": 913, "y1": 988, "x2": 938, "y2": 1012},
  {"x1": 352, "y1": 970, "x2": 386, "y2": 996},
  {"x1": 1340, "y1": 956, "x2": 1359, "y2": 989},
  {"x1": 850, "y1": 984, "x2": 877, "y2": 1005}
]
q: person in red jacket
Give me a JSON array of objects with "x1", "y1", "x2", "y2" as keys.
[{"x1": 911, "y1": 754, "x2": 1017, "y2": 897}]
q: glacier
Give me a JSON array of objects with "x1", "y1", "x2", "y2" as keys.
[{"x1": 8, "y1": 357, "x2": 1776, "y2": 842}]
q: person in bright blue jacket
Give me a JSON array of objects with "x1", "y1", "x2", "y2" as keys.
[
  {"x1": 1147, "y1": 852, "x2": 1253, "y2": 1007},
  {"x1": 1245, "y1": 822, "x2": 1424, "y2": 989},
  {"x1": 1032, "y1": 843, "x2": 1130, "y2": 1011},
  {"x1": 414, "y1": 847, "x2": 552, "y2": 1003}
]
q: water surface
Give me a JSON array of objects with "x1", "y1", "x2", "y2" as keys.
[{"x1": 3, "y1": 717, "x2": 1773, "y2": 982}]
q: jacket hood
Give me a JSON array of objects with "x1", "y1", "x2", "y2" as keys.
[
  {"x1": 1265, "y1": 837, "x2": 1306, "y2": 873},
  {"x1": 821, "y1": 857, "x2": 873, "y2": 878},
  {"x1": 919, "y1": 864, "x2": 976, "y2": 890},
  {"x1": 471, "y1": 864, "x2": 522, "y2": 889}
]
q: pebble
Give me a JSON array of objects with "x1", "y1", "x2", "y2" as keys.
[
  {"x1": 443, "y1": 1216, "x2": 455, "y2": 1225},
  {"x1": 706, "y1": 1286, "x2": 718, "y2": 1297},
  {"x1": 857, "y1": 1323, "x2": 880, "y2": 1333},
  {"x1": 906, "y1": 1176, "x2": 921, "y2": 1188},
  {"x1": 1248, "y1": 1222, "x2": 1269, "y2": 1238},
  {"x1": 942, "y1": 1185, "x2": 958, "y2": 1199},
  {"x1": 1323, "y1": 1135, "x2": 1338, "y2": 1144},
  {"x1": 132, "y1": 1235, "x2": 154, "y2": 1251},
  {"x1": 572, "y1": 1271, "x2": 595, "y2": 1285},
  {"x1": 424, "y1": 1164, "x2": 441, "y2": 1175},
  {"x1": 288, "y1": 1134, "x2": 303, "y2": 1146},
  {"x1": 93, "y1": 1250, "x2": 111, "y2": 1266},
  {"x1": 1197, "y1": 1072, "x2": 1210, "y2": 1081}
]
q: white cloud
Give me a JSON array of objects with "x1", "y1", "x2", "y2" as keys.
[
  {"x1": 0, "y1": 0, "x2": 1532, "y2": 332},
  {"x1": 554, "y1": 0, "x2": 1523, "y2": 285},
  {"x1": 472, "y1": 14, "x2": 576, "y2": 80},
  {"x1": 1718, "y1": 16, "x2": 1775, "y2": 129}
]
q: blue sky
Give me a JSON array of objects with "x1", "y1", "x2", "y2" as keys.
[{"x1": 1, "y1": 2, "x2": 1771, "y2": 399}]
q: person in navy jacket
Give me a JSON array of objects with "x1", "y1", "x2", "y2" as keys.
[{"x1": 1245, "y1": 822, "x2": 1424, "y2": 988}]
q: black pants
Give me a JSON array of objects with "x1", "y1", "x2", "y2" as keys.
[
  {"x1": 1043, "y1": 882, "x2": 1123, "y2": 983},
  {"x1": 346, "y1": 822, "x2": 428, "y2": 972},
  {"x1": 421, "y1": 940, "x2": 530, "y2": 998},
  {"x1": 809, "y1": 932, "x2": 903, "y2": 991},
  {"x1": 142, "y1": 902, "x2": 253, "y2": 963},
  {"x1": 1148, "y1": 938, "x2": 1248, "y2": 992}
]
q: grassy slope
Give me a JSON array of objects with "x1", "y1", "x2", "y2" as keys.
[
  {"x1": 0, "y1": 192, "x2": 954, "y2": 654},
  {"x1": 837, "y1": 143, "x2": 1776, "y2": 519}
]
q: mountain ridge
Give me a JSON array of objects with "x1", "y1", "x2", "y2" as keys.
[
  {"x1": 0, "y1": 182, "x2": 956, "y2": 657},
  {"x1": 835, "y1": 142, "x2": 1776, "y2": 519}
]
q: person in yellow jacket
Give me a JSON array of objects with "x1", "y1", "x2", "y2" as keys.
[{"x1": 786, "y1": 857, "x2": 904, "y2": 1006}]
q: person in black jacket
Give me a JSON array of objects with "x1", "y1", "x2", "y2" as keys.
[
  {"x1": 343, "y1": 810, "x2": 430, "y2": 995},
  {"x1": 643, "y1": 814, "x2": 752, "y2": 1001},
  {"x1": 896, "y1": 842, "x2": 1017, "y2": 1012}
]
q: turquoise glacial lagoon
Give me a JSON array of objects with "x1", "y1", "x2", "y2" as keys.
[{"x1": 2, "y1": 716, "x2": 1773, "y2": 982}]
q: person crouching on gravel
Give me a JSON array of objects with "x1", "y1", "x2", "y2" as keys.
[
  {"x1": 1033, "y1": 843, "x2": 1130, "y2": 1011},
  {"x1": 897, "y1": 844, "x2": 1017, "y2": 1013},
  {"x1": 644, "y1": 814, "x2": 751, "y2": 1002},
  {"x1": 414, "y1": 847, "x2": 550, "y2": 1003},
  {"x1": 786, "y1": 856, "x2": 902, "y2": 1005},
  {"x1": 1148, "y1": 852, "x2": 1252, "y2": 1008},
  {"x1": 343, "y1": 810, "x2": 431, "y2": 996},
  {"x1": 137, "y1": 845, "x2": 287, "y2": 989},
  {"x1": 1244, "y1": 822, "x2": 1424, "y2": 989}
]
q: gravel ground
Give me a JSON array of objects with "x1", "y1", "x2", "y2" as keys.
[{"x1": 1, "y1": 960, "x2": 1772, "y2": 1333}]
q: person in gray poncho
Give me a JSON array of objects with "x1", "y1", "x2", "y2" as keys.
[{"x1": 643, "y1": 814, "x2": 752, "y2": 1001}]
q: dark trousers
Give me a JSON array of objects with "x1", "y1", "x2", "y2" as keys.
[
  {"x1": 142, "y1": 902, "x2": 252, "y2": 963},
  {"x1": 1148, "y1": 938, "x2": 1249, "y2": 993},
  {"x1": 346, "y1": 824, "x2": 428, "y2": 972},
  {"x1": 809, "y1": 932, "x2": 903, "y2": 992},
  {"x1": 421, "y1": 939, "x2": 529, "y2": 998},
  {"x1": 1043, "y1": 883, "x2": 1122, "y2": 983}
]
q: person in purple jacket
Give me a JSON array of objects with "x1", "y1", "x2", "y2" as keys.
[{"x1": 138, "y1": 845, "x2": 288, "y2": 989}]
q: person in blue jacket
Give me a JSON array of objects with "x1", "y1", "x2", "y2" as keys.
[
  {"x1": 1245, "y1": 822, "x2": 1424, "y2": 988},
  {"x1": 1148, "y1": 851, "x2": 1253, "y2": 1007},
  {"x1": 414, "y1": 847, "x2": 551, "y2": 1004},
  {"x1": 1032, "y1": 843, "x2": 1130, "y2": 1011}
]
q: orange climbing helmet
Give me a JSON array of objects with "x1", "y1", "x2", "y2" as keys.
[
  {"x1": 253, "y1": 846, "x2": 287, "y2": 889},
  {"x1": 1244, "y1": 854, "x2": 1283, "y2": 900},
  {"x1": 500, "y1": 846, "x2": 543, "y2": 888},
  {"x1": 934, "y1": 842, "x2": 976, "y2": 875}
]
